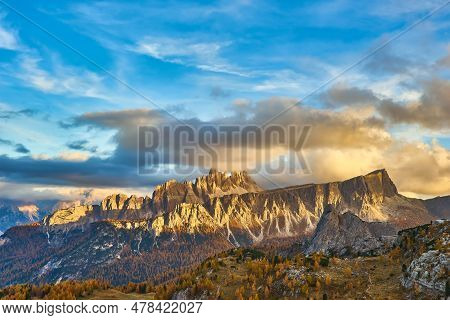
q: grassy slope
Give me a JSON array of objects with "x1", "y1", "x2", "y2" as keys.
[
  {"x1": 154, "y1": 250, "x2": 412, "y2": 300},
  {"x1": 79, "y1": 251, "x2": 426, "y2": 300},
  {"x1": 86, "y1": 289, "x2": 155, "y2": 300}
]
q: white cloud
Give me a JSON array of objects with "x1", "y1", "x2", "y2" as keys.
[
  {"x1": 252, "y1": 69, "x2": 314, "y2": 93},
  {"x1": 250, "y1": 63, "x2": 348, "y2": 96},
  {"x1": 15, "y1": 54, "x2": 108, "y2": 99},
  {"x1": 0, "y1": 16, "x2": 19, "y2": 50},
  {"x1": 133, "y1": 36, "x2": 247, "y2": 76},
  {"x1": 0, "y1": 25, "x2": 19, "y2": 50}
]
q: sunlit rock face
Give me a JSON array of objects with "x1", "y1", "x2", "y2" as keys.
[
  {"x1": 44, "y1": 205, "x2": 99, "y2": 226},
  {"x1": 44, "y1": 169, "x2": 263, "y2": 229},
  {"x1": 45, "y1": 194, "x2": 152, "y2": 228}
]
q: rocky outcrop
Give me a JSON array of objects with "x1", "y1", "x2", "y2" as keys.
[
  {"x1": 52, "y1": 200, "x2": 87, "y2": 212},
  {"x1": 305, "y1": 204, "x2": 396, "y2": 256},
  {"x1": 402, "y1": 250, "x2": 448, "y2": 293},
  {"x1": 396, "y1": 220, "x2": 449, "y2": 295},
  {"x1": 101, "y1": 194, "x2": 130, "y2": 211}
]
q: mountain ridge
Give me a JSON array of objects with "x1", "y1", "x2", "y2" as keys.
[{"x1": 43, "y1": 168, "x2": 434, "y2": 233}]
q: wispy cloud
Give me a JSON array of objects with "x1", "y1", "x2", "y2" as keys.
[
  {"x1": 251, "y1": 69, "x2": 317, "y2": 94},
  {"x1": 70, "y1": 1, "x2": 257, "y2": 27},
  {"x1": 13, "y1": 54, "x2": 109, "y2": 100},
  {"x1": 132, "y1": 36, "x2": 247, "y2": 76},
  {"x1": 0, "y1": 14, "x2": 20, "y2": 50}
]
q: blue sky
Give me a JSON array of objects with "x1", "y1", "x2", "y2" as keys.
[{"x1": 0, "y1": 0, "x2": 449, "y2": 200}]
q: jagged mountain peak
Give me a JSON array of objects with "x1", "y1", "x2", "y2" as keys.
[
  {"x1": 366, "y1": 168, "x2": 388, "y2": 175},
  {"x1": 332, "y1": 168, "x2": 398, "y2": 200},
  {"x1": 154, "y1": 179, "x2": 178, "y2": 191},
  {"x1": 152, "y1": 169, "x2": 260, "y2": 193},
  {"x1": 150, "y1": 169, "x2": 262, "y2": 214},
  {"x1": 101, "y1": 194, "x2": 130, "y2": 210},
  {"x1": 194, "y1": 169, "x2": 262, "y2": 193},
  {"x1": 361, "y1": 168, "x2": 398, "y2": 197}
]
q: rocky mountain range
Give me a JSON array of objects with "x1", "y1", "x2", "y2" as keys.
[
  {"x1": 43, "y1": 169, "x2": 439, "y2": 238},
  {"x1": 0, "y1": 169, "x2": 448, "y2": 286}
]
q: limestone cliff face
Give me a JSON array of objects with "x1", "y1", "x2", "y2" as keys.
[
  {"x1": 101, "y1": 194, "x2": 151, "y2": 220},
  {"x1": 101, "y1": 194, "x2": 130, "y2": 211},
  {"x1": 44, "y1": 169, "x2": 262, "y2": 228},
  {"x1": 153, "y1": 203, "x2": 219, "y2": 235},
  {"x1": 43, "y1": 205, "x2": 99, "y2": 226},
  {"x1": 45, "y1": 195, "x2": 152, "y2": 228}
]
